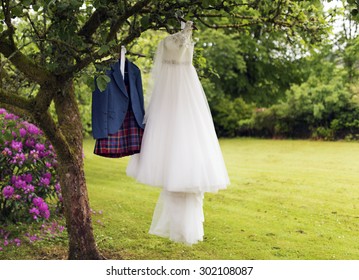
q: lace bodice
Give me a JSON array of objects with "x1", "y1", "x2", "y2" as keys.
[{"x1": 161, "y1": 21, "x2": 194, "y2": 65}]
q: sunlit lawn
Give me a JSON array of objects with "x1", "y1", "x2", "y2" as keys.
[{"x1": 2, "y1": 138, "x2": 359, "y2": 259}]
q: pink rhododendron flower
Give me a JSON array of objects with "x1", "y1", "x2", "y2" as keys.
[
  {"x1": 29, "y1": 208, "x2": 38, "y2": 214},
  {"x1": 13, "y1": 178, "x2": 27, "y2": 189},
  {"x1": 26, "y1": 123, "x2": 40, "y2": 135},
  {"x1": 11, "y1": 153, "x2": 26, "y2": 165},
  {"x1": 58, "y1": 226, "x2": 65, "y2": 232},
  {"x1": 38, "y1": 202, "x2": 49, "y2": 212},
  {"x1": 25, "y1": 138, "x2": 35, "y2": 147},
  {"x1": 11, "y1": 140, "x2": 23, "y2": 151},
  {"x1": 42, "y1": 210, "x2": 50, "y2": 219},
  {"x1": 35, "y1": 143, "x2": 45, "y2": 152},
  {"x1": 25, "y1": 184, "x2": 35, "y2": 193},
  {"x1": 2, "y1": 186, "x2": 14, "y2": 199},
  {"x1": 14, "y1": 238, "x2": 21, "y2": 246},
  {"x1": 29, "y1": 150, "x2": 39, "y2": 162},
  {"x1": 23, "y1": 173, "x2": 33, "y2": 183},
  {"x1": 4, "y1": 113, "x2": 18, "y2": 120},
  {"x1": 2, "y1": 148, "x2": 12, "y2": 156},
  {"x1": 32, "y1": 197, "x2": 44, "y2": 207},
  {"x1": 29, "y1": 207, "x2": 40, "y2": 216},
  {"x1": 40, "y1": 177, "x2": 50, "y2": 186},
  {"x1": 19, "y1": 128, "x2": 27, "y2": 137},
  {"x1": 29, "y1": 235, "x2": 39, "y2": 242},
  {"x1": 43, "y1": 173, "x2": 52, "y2": 180}
]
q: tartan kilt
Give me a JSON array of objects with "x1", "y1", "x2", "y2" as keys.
[{"x1": 94, "y1": 108, "x2": 144, "y2": 158}]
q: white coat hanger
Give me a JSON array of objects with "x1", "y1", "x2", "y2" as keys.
[{"x1": 120, "y1": 45, "x2": 127, "y2": 80}]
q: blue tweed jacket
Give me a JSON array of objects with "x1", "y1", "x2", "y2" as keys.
[{"x1": 92, "y1": 59, "x2": 145, "y2": 139}]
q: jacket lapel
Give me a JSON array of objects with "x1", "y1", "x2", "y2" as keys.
[
  {"x1": 111, "y1": 60, "x2": 128, "y2": 98},
  {"x1": 127, "y1": 61, "x2": 136, "y2": 96}
]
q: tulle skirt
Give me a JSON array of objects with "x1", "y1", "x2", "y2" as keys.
[{"x1": 127, "y1": 64, "x2": 230, "y2": 193}]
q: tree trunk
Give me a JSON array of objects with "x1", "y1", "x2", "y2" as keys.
[
  {"x1": 51, "y1": 79, "x2": 104, "y2": 260},
  {"x1": 57, "y1": 156, "x2": 102, "y2": 259}
]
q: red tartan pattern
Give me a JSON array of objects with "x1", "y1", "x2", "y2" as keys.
[{"x1": 94, "y1": 108, "x2": 144, "y2": 158}]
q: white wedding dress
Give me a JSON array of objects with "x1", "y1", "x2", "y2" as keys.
[{"x1": 127, "y1": 21, "x2": 229, "y2": 245}]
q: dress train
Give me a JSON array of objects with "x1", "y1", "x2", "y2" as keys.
[{"x1": 149, "y1": 190, "x2": 204, "y2": 245}]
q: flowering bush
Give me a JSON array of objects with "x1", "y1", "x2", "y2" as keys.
[{"x1": 0, "y1": 108, "x2": 62, "y2": 223}]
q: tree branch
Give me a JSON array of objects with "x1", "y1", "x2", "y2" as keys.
[
  {"x1": 2, "y1": 0, "x2": 15, "y2": 35},
  {"x1": 0, "y1": 88, "x2": 32, "y2": 112},
  {"x1": 61, "y1": 25, "x2": 148, "y2": 80},
  {"x1": 195, "y1": 14, "x2": 259, "y2": 20},
  {"x1": 33, "y1": 86, "x2": 56, "y2": 113},
  {"x1": 0, "y1": 103, "x2": 32, "y2": 121},
  {"x1": 78, "y1": 7, "x2": 109, "y2": 40},
  {"x1": 126, "y1": 50, "x2": 146, "y2": 58},
  {"x1": 32, "y1": 108, "x2": 73, "y2": 162},
  {"x1": 195, "y1": 16, "x2": 259, "y2": 29},
  {"x1": 0, "y1": 37, "x2": 56, "y2": 85},
  {"x1": 78, "y1": 0, "x2": 125, "y2": 40},
  {"x1": 26, "y1": 12, "x2": 42, "y2": 40},
  {"x1": 106, "y1": 0, "x2": 152, "y2": 42},
  {"x1": 60, "y1": 0, "x2": 151, "y2": 79},
  {"x1": 61, "y1": 56, "x2": 94, "y2": 80}
]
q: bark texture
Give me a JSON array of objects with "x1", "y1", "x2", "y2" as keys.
[{"x1": 52, "y1": 80, "x2": 104, "y2": 259}]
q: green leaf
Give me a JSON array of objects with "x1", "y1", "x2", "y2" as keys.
[
  {"x1": 6, "y1": 120, "x2": 17, "y2": 129},
  {"x1": 98, "y1": 45, "x2": 110, "y2": 55},
  {"x1": 141, "y1": 16, "x2": 150, "y2": 28},
  {"x1": 21, "y1": 0, "x2": 32, "y2": 6},
  {"x1": 4, "y1": 131, "x2": 13, "y2": 142},
  {"x1": 347, "y1": 0, "x2": 356, "y2": 5},
  {"x1": 202, "y1": 0, "x2": 210, "y2": 8},
  {"x1": 70, "y1": 0, "x2": 83, "y2": 8},
  {"x1": 33, "y1": 4, "x2": 41, "y2": 11},
  {"x1": 12, "y1": 6, "x2": 23, "y2": 17},
  {"x1": 351, "y1": 9, "x2": 358, "y2": 16},
  {"x1": 96, "y1": 75, "x2": 111, "y2": 92},
  {"x1": 167, "y1": 18, "x2": 177, "y2": 28}
]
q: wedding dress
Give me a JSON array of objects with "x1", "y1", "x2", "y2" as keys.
[{"x1": 127, "y1": 21, "x2": 230, "y2": 245}]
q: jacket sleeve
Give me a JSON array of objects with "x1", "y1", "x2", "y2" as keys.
[
  {"x1": 135, "y1": 69, "x2": 145, "y2": 115},
  {"x1": 92, "y1": 76, "x2": 109, "y2": 139}
]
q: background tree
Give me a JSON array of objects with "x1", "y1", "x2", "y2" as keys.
[{"x1": 0, "y1": 0, "x2": 328, "y2": 259}]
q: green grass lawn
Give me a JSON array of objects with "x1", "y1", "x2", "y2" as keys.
[{"x1": 2, "y1": 138, "x2": 359, "y2": 259}]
